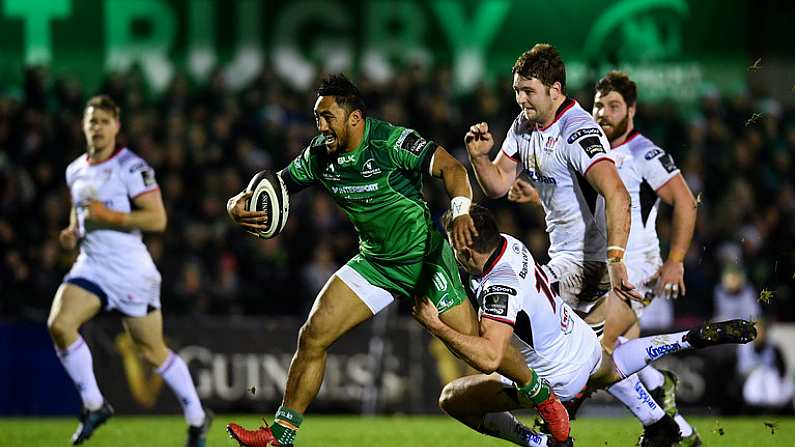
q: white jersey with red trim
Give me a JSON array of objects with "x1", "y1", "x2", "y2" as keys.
[
  {"x1": 65, "y1": 148, "x2": 160, "y2": 273},
  {"x1": 470, "y1": 234, "x2": 599, "y2": 380},
  {"x1": 500, "y1": 98, "x2": 614, "y2": 261},
  {"x1": 611, "y1": 130, "x2": 679, "y2": 262}
]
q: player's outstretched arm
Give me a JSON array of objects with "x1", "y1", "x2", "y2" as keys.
[
  {"x1": 465, "y1": 122, "x2": 519, "y2": 198},
  {"x1": 654, "y1": 174, "x2": 697, "y2": 298},
  {"x1": 412, "y1": 296, "x2": 512, "y2": 374},
  {"x1": 85, "y1": 189, "x2": 167, "y2": 232},
  {"x1": 430, "y1": 146, "x2": 478, "y2": 249},
  {"x1": 585, "y1": 161, "x2": 642, "y2": 302}
]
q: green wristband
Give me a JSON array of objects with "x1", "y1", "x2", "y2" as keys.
[{"x1": 515, "y1": 370, "x2": 551, "y2": 406}]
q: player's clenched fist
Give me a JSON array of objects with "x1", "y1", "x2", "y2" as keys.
[
  {"x1": 226, "y1": 190, "x2": 268, "y2": 232},
  {"x1": 464, "y1": 122, "x2": 494, "y2": 159},
  {"x1": 59, "y1": 226, "x2": 78, "y2": 250}
]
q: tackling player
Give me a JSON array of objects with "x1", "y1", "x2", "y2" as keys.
[
  {"x1": 412, "y1": 205, "x2": 755, "y2": 447},
  {"x1": 512, "y1": 71, "x2": 701, "y2": 444},
  {"x1": 226, "y1": 74, "x2": 570, "y2": 447},
  {"x1": 464, "y1": 44, "x2": 679, "y2": 433},
  {"x1": 49, "y1": 96, "x2": 211, "y2": 446}
]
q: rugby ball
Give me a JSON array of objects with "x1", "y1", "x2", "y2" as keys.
[{"x1": 245, "y1": 170, "x2": 290, "y2": 239}]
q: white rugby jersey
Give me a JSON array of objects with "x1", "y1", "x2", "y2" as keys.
[
  {"x1": 610, "y1": 130, "x2": 679, "y2": 262},
  {"x1": 501, "y1": 98, "x2": 614, "y2": 261},
  {"x1": 65, "y1": 148, "x2": 160, "y2": 272},
  {"x1": 471, "y1": 234, "x2": 599, "y2": 379}
]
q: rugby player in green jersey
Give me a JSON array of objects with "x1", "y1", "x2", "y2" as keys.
[{"x1": 225, "y1": 74, "x2": 571, "y2": 446}]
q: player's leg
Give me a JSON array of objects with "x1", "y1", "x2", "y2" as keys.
[
  {"x1": 122, "y1": 310, "x2": 208, "y2": 429},
  {"x1": 439, "y1": 374, "x2": 554, "y2": 447},
  {"x1": 48, "y1": 283, "x2": 104, "y2": 409},
  {"x1": 48, "y1": 281, "x2": 113, "y2": 445},
  {"x1": 600, "y1": 290, "x2": 638, "y2": 353},
  {"x1": 228, "y1": 266, "x2": 379, "y2": 447}
]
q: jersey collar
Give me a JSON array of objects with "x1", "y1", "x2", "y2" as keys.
[
  {"x1": 481, "y1": 236, "x2": 508, "y2": 276},
  {"x1": 538, "y1": 97, "x2": 575, "y2": 132},
  {"x1": 610, "y1": 129, "x2": 641, "y2": 150}
]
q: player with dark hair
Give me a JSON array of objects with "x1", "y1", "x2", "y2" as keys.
[
  {"x1": 49, "y1": 95, "x2": 211, "y2": 446},
  {"x1": 226, "y1": 74, "x2": 571, "y2": 447},
  {"x1": 412, "y1": 205, "x2": 755, "y2": 447},
  {"x1": 466, "y1": 43, "x2": 688, "y2": 442}
]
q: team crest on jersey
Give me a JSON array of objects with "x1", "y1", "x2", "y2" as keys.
[
  {"x1": 560, "y1": 306, "x2": 574, "y2": 334},
  {"x1": 321, "y1": 162, "x2": 341, "y2": 181},
  {"x1": 544, "y1": 136, "x2": 559, "y2": 152},
  {"x1": 361, "y1": 159, "x2": 382, "y2": 178}
]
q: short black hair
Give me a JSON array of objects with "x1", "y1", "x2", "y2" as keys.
[
  {"x1": 85, "y1": 95, "x2": 120, "y2": 118},
  {"x1": 442, "y1": 204, "x2": 501, "y2": 254},
  {"x1": 595, "y1": 71, "x2": 637, "y2": 107},
  {"x1": 512, "y1": 43, "x2": 566, "y2": 93},
  {"x1": 316, "y1": 73, "x2": 366, "y2": 117}
]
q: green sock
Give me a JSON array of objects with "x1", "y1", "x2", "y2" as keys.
[
  {"x1": 515, "y1": 370, "x2": 551, "y2": 406},
  {"x1": 271, "y1": 406, "x2": 303, "y2": 445}
]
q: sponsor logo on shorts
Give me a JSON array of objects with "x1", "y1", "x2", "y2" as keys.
[
  {"x1": 566, "y1": 127, "x2": 602, "y2": 144},
  {"x1": 645, "y1": 342, "x2": 682, "y2": 360}
]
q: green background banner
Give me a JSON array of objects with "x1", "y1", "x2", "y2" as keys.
[{"x1": 0, "y1": 0, "x2": 781, "y2": 101}]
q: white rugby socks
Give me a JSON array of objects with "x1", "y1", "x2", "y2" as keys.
[
  {"x1": 482, "y1": 412, "x2": 549, "y2": 447},
  {"x1": 56, "y1": 337, "x2": 104, "y2": 411},
  {"x1": 612, "y1": 331, "x2": 691, "y2": 378},
  {"x1": 607, "y1": 374, "x2": 666, "y2": 426},
  {"x1": 156, "y1": 350, "x2": 206, "y2": 426}
]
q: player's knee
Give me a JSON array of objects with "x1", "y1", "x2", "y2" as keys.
[
  {"x1": 47, "y1": 317, "x2": 72, "y2": 340},
  {"x1": 297, "y1": 322, "x2": 331, "y2": 353},
  {"x1": 438, "y1": 381, "x2": 464, "y2": 414},
  {"x1": 138, "y1": 343, "x2": 169, "y2": 366}
]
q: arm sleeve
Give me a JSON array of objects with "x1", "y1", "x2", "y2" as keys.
[
  {"x1": 123, "y1": 158, "x2": 159, "y2": 199},
  {"x1": 388, "y1": 126, "x2": 437, "y2": 172},
  {"x1": 479, "y1": 275, "x2": 522, "y2": 326},
  {"x1": 499, "y1": 120, "x2": 521, "y2": 162},
  {"x1": 563, "y1": 122, "x2": 613, "y2": 176},
  {"x1": 638, "y1": 146, "x2": 680, "y2": 190},
  {"x1": 285, "y1": 145, "x2": 318, "y2": 188}
]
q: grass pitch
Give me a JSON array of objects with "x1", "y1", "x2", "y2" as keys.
[{"x1": 1, "y1": 414, "x2": 792, "y2": 446}]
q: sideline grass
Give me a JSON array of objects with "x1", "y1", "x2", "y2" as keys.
[{"x1": 1, "y1": 415, "x2": 792, "y2": 446}]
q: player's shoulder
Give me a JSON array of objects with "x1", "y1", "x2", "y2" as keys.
[
  {"x1": 509, "y1": 112, "x2": 533, "y2": 137},
  {"x1": 114, "y1": 147, "x2": 146, "y2": 168},
  {"x1": 560, "y1": 101, "x2": 603, "y2": 142},
  {"x1": 366, "y1": 117, "x2": 401, "y2": 143},
  {"x1": 481, "y1": 237, "x2": 522, "y2": 290},
  {"x1": 627, "y1": 131, "x2": 666, "y2": 161},
  {"x1": 66, "y1": 153, "x2": 88, "y2": 175}
]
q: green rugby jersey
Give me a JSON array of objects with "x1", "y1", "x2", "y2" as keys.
[{"x1": 285, "y1": 117, "x2": 438, "y2": 263}]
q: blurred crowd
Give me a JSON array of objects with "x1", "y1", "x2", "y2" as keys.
[{"x1": 1, "y1": 65, "x2": 793, "y2": 326}]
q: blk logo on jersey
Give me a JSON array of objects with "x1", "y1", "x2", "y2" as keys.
[
  {"x1": 361, "y1": 159, "x2": 382, "y2": 177},
  {"x1": 141, "y1": 169, "x2": 155, "y2": 187},
  {"x1": 578, "y1": 136, "x2": 606, "y2": 158},
  {"x1": 560, "y1": 306, "x2": 574, "y2": 334}
]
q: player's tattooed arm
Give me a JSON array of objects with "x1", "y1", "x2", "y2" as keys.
[
  {"x1": 412, "y1": 296, "x2": 514, "y2": 374},
  {"x1": 85, "y1": 189, "x2": 167, "y2": 232},
  {"x1": 654, "y1": 174, "x2": 697, "y2": 298},
  {"x1": 430, "y1": 146, "x2": 478, "y2": 250}
]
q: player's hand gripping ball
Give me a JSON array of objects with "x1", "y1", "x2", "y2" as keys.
[{"x1": 245, "y1": 170, "x2": 290, "y2": 239}]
